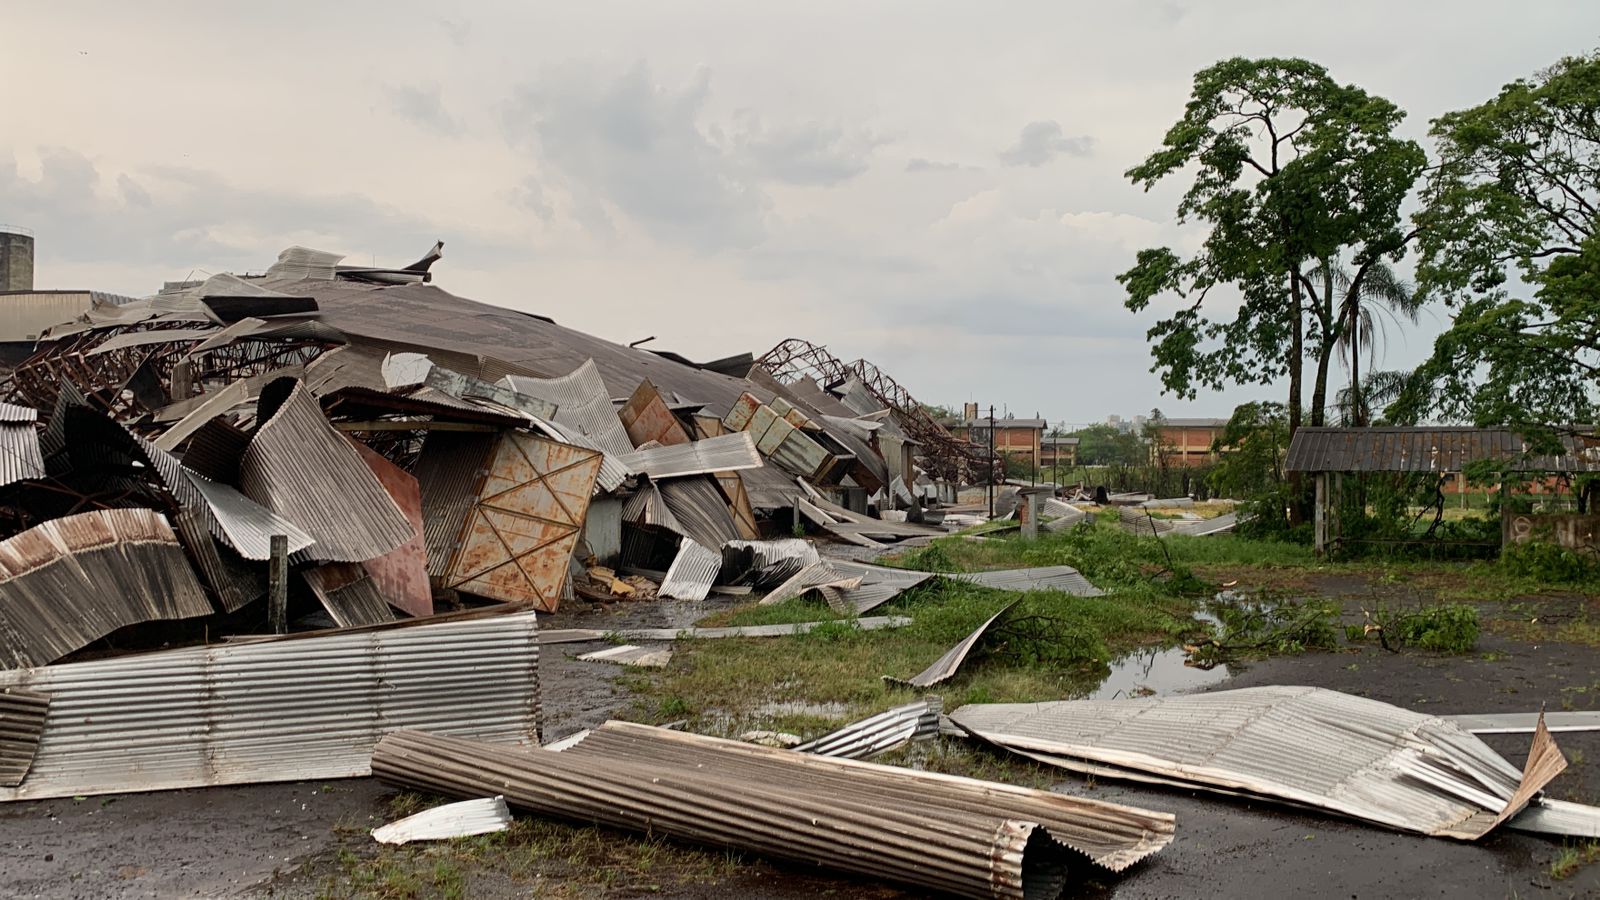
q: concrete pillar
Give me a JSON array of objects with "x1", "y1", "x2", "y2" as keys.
[{"x1": 1313, "y1": 473, "x2": 1328, "y2": 557}]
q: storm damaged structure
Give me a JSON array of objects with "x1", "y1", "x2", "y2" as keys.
[{"x1": 0, "y1": 242, "x2": 965, "y2": 798}]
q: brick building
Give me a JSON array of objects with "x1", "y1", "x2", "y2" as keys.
[
  {"x1": 1152, "y1": 417, "x2": 1228, "y2": 467},
  {"x1": 941, "y1": 403, "x2": 1046, "y2": 472}
]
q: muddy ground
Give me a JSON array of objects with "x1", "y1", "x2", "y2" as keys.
[{"x1": 7, "y1": 575, "x2": 1600, "y2": 899}]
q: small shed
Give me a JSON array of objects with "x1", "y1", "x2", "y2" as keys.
[{"x1": 1284, "y1": 427, "x2": 1600, "y2": 555}]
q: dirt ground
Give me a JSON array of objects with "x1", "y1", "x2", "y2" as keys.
[{"x1": 8, "y1": 576, "x2": 1600, "y2": 899}]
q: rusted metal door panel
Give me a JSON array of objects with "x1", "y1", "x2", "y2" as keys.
[
  {"x1": 723, "y1": 393, "x2": 761, "y2": 432},
  {"x1": 618, "y1": 379, "x2": 691, "y2": 448},
  {"x1": 352, "y1": 441, "x2": 432, "y2": 617},
  {"x1": 444, "y1": 432, "x2": 602, "y2": 611},
  {"x1": 716, "y1": 472, "x2": 761, "y2": 540}
]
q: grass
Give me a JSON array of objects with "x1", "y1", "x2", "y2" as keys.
[{"x1": 1549, "y1": 840, "x2": 1600, "y2": 880}]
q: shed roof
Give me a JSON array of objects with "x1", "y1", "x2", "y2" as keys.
[{"x1": 1284, "y1": 426, "x2": 1600, "y2": 473}]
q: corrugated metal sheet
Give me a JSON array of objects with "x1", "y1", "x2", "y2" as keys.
[
  {"x1": 372, "y1": 796, "x2": 512, "y2": 845},
  {"x1": 621, "y1": 482, "x2": 686, "y2": 534},
  {"x1": 503, "y1": 360, "x2": 634, "y2": 457},
  {"x1": 0, "y1": 509, "x2": 214, "y2": 670},
  {"x1": 1285, "y1": 426, "x2": 1600, "y2": 473},
  {"x1": 819, "y1": 559, "x2": 934, "y2": 614},
  {"x1": 948, "y1": 686, "x2": 1567, "y2": 840},
  {"x1": 372, "y1": 722, "x2": 1175, "y2": 898},
  {"x1": 658, "y1": 539, "x2": 723, "y2": 601},
  {"x1": 953, "y1": 566, "x2": 1104, "y2": 597},
  {"x1": 413, "y1": 431, "x2": 496, "y2": 575},
  {"x1": 0, "y1": 413, "x2": 45, "y2": 486},
  {"x1": 0, "y1": 611, "x2": 540, "y2": 801},
  {"x1": 579, "y1": 496, "x2": 623, "y2": 566},
  {"x1": 1041, "y1": 499, "x2": 1087, "y2": 532},
  {"x1": 185, "y1": 470, "x2": 316, "y2": 560},
  {"x1": 85, "y1": 327, "x2": 221, "y2": 355},
  {"x1": 239, "y1": 381, "x2": 414, "y2": 563},
  {"x1": 739, "y1": 462, "x2": 804, "y2": 509},
  {"x1": 715, "y1": 472, "x2": 761, "y2": 540},
  {"x1": 1443, "y1": 711, "x2": 1600, "y2": 734},
  {"x1": 539, "y1": 616, "x2": 911, "y2": 642},
  {"x1": 528, "y1": 416, "x2": 630, "y2": 493},
  {"x1": 0, "y1": 291, "x2": 125, "y2": 342},
  {"x1": 659, "y1": 476, "x2": 742, "y2": 549},
  {"x1": 1509, "y1": 798, "x2": 1600, "y2": 838},
  {"x1": 443, "y1": 432, "x2": 602, "y2": 611},
  {"x1": 720, "y1": 538, "x2": 820, "y2": 585},
  {"x1": 756, "y1": 562, "x2": 863, "y2": 606},
  {"x1": 170, "y1": 507, "x2": 262, "y2": 614},
  {"x1": 886, "y1": 601, "x2": 1017, "y2": 688},
  {"x1": 618, "y1": 379, "x2": 693, "y2": 448},
  {"x1": 618, "y1": 432, "x2": 762, "y2": 479},
  {"x1": 0, "y1": 687, "x2": 48, "y2": 786},
  {"x1": 793, "y1": 698, "x2": 942, "y2": 759},
  {"x1": 576, "y1": 644, "x2": 673, "y2": 668},
  {"x1": 303, "y1": 563, "x2": 397, "y2": 627},
  {"x1": 0, "y1": 402, "x2": 37, "y2": 424}
]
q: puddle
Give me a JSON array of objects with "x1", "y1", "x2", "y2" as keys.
[{"x1": 1088, "y1": 644, "x2": 1231, "y2": 700}]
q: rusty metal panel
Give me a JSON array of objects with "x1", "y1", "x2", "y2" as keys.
[
  {"x1": 352, "y1": 442, "x2": 432, "y2": 617},
  {"x1": 0, "y1": 509, "x2": 214, "y2": 669},
  {"x1": 770, "y1": 429, "x2": 836, "y2": 480},
  {"x1": 715, "y1": 472, "x2": 761, "y2": 540},
  {"x1": 238, "y1": 380, "x2": 415, "y2": 563},
  {"x1": 0, "y1": 687, "x2": 49, "y2": 786},
  {"x1": 444, "y1": 432, "x2": 602, "y2": 611},
  {"x1": 0, "y1": 611, "x2": 540, "y2": 801},
  {"x1": 722, "y1": 392, "x2": 761, "y2": 432},
  {"x1": 743, "y1": 403, "x2": 780, "y2": 446},
  {"x1": 754, "y1": 413, "x2": 795, "y2": 455},
  {"x1": 618, "y1": 379, "x2": 692, "y2": 448},
  {"x1": 691, "y1": 414, "x2": 726, "y2": 440},
  {"x1": 372, "y1": 722, "x2": 1175, "y2": 898},
  {"x1": 170, "y1": 507, "x2": 263, "y2": 614}
]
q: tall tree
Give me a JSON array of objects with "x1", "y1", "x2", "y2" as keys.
[
  {"x1": 1304, "y1": 260, "x2": 1421, "y2": 425},
  {"x1": 1120, "y1": 57, "x2": 1425, "y2": 436},
  {"x1": 1408, "y1": 50, "x2": 1600, "y2": 428}
]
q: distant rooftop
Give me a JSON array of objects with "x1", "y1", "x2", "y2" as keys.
[
  {"x1": 1158, "y1": 417, "x2": 1228, "y2": 428},
  {"x1": 941, "y1": 417, "x2": 1048, "y2": 429}
]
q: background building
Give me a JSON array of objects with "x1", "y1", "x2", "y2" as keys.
[
  {"x1": 941, "y1": 402, "x2": 1046, "y2": 472},
  {"x1": 1040, "y1": 435, "x2": 1079, "y2": 469},
  {"x1": 1152, "y1": 417, "x2": 1228, "y2": 467}
]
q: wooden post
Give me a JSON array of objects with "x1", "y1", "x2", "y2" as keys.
[
  {"x1": 268, "y1": 533, "x2": 288, "y2": 634},
  {"x1": 1313, "y1": 473, "x2": 1328, "y2": 557}
]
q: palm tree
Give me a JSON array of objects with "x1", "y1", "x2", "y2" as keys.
[{"x1": 1307, "y1": 261, "x2": 1423, "y2": 426}]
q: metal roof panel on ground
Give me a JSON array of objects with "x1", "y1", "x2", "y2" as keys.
[
  {"x1": 886, "y1": 601, "x2": 1018, "y2": 688},
  {"x1": 238, "y1": 380, "x2": 415, "y2": 563},
  {"x1": 372, "y1": 796, "x2": 512, "y2": 845},
  {"x1": 947, "y1": 685, "x2": 1565, "y2": 840},
  {"x1": 952, "y1": 566, "x2": 1105, "y2": 596},
  {"x1": 613, "y1": 616, "x2": 911, "y2": 640},
  {"x1": 374, "y1": 721, "x2": 1174, "y2": 898},
  {"x1": 657, "y1": 539, "x2": 723, "y2": 601},
  {"x1": 793, "y1": 698, "x2": 942, "y2": 760},
  {"x1": 755, "y1": 562, "x2": 863, "y2": 606},
  {"x1": 0, "y1": 611, "x2": 540, "y2": 801},
  {"x1": 0, "y1": 508, "x2": 214, "y2": 670}
]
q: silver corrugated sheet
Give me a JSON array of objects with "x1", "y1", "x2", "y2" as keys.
[
  {"x1": 0, "y1": 417, "x2": 45, "y2": 487},
  {"x1": 756, "y1": 562, "x2": 862, "y2": 606},
  {"x1": 303, "y1": 562, "x2": 397, "y2": 627},
  {"x1": 1040, "y1": 499, "x2": 1087, "y2": 532},
  {"x1": 0, "y1": 611, "x2": 540, "y2": 801},
  {"x1": 952, "y1": 566, "x2": 1104, "y2": 596},
  {"x1": 621, "y1": 482, "x2": 685, "y2": 535},
  {"x1": 1443, "y1": 711, "x2": 1600, "y2": 734},
  {"x1": 720, "y1": 538, "x2": 820, "y2": 585},
  {"x1": 543, "y1": 616, "x2": 912, "y2": 642},
  {"x1": 240, "y1": 380, "x2": 414, "y2": 563},
  {"x1": 658, "y1": 539, "x2": 723, "y2": 601},
  {"x1": 948, "y1": 686, "x2": 1568, "y2": 840},
  {"x1": 184, "y1": 469, "x2": 316, "y2": 560},
  {"x1": 885, "y1": 601, "x2": 1017, "y2": 688},
  {"x1": 618, "y1": 432, "x2": 762, "y2": 479},
  {"x1": 0, "y1": 509, "x2": 214, "y2": 670},
  {"x1": 659, "y1": 477, "x2": 742, "y2": 549},
  {"x1": 413, "y1": 430, "x2": 496, "y2": 575},
  {"x1": 576, "y1": 644, "x2": 673, "y2": 668},
  {"x1": 739, "y1": 462, "x2": 805, "y2": 509},
  {"x1": 0, "y1": 687, "x2": 48, "y2": 786},
  {"x1": 170, "y1": 507, "x2": 263, "y2": 614},
  {"x1": 0, "y1": 403, "x2": 37, "y2": 424},
  {"x1": 822, "y1": 560, "x2": 934, "y2": 614},
  {"x1": 793, "y1": 698, "x2": 942, "y2": 759},
  {"x1": 1286, "y1": 426, "x2": 1600, "y2": 474},
  {"x1": 504, "y1": 360, "x2": 634, "y2": 457},
  {"x1": 372, "y1": 796, "x2": 513, "y2": 845},
  {"x1": 85, "y1": 327, "x2": 221, "y2": 355},
  {"x1": 1509, "y1": 798, "x2": 1600, "y2": 838},
  {"x1": 373, "y1": 721, "x2": 1175, "y2": 898}
]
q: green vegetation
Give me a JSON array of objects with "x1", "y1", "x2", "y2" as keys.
[
  {"x1": 1192, "y1": 594, "x2": 1340, "y2": 666},
  {"x1": 1346, "y1": 603, "x2": 1481, "y2": 653},
  {"x1": 1502, "y1": 541, "x2": 1600, "y2": 584},
  {"x1": 1549, "y1": 841, "x2": 1600, "y2": 880}
]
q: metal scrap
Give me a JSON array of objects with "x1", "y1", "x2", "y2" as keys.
[
  {"x1": 756, "y1": 562, "x2": 864, "y2": 606},
  {"x1": 1444, "y1": 711, "x2": 1600, "y2": 734},
  {"x1": 658, "y1": 538, "x2": 723, "y2": 601},
  {"x1": 372, "y1": 721, "x2": 1176, "y2": 898},
  {"x1": 793, "y1": 697, "x2": 942, "y2": 759},
  {"x1": 618, "y1": 432, "x2": 762, "y2": 479},
  {"x1": 0, "y1": 509, "x2": 214, "y2": 669},
  {"x1": 948, "y1": 686, "x2": 1568, "y2": 840},
  {"x1": 302, "y1": 563, "x2": 396, "y2": 627},
  {"x1": 372, "y1": 796, "x2": 513, "y2": 845},
  {"x1": 0, "y1": 403, "x2": 45, "y2": 487},
  {"x1": 577, "y1": 644, "x2": 673, "y2": 668},
  {"x1": 885, "y1": 601, "x2": 1017, "y2": 688},
  {"x1": 0, "y1": 687, "x2": 49, "y2": 786},
  {"x1": 0, "y1": 611, "x2": 540, "y2": 801}
]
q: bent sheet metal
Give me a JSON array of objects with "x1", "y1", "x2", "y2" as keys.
[
  {"x1": 948, "y1": 685, "x2": 1567, "y2": 840},
  {"x1": 373, "y1": 721, "x2": 1175, "y2": 899}
]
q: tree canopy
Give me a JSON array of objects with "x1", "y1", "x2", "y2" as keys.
[
  {"x1": 1407, "y1": 50, "x2": 1600, "y2": 428},
  {"x1": 1119, "y1": 57, "x2": 1425, "y2": 432}
]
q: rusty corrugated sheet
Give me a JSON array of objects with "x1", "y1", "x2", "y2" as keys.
[
  {"x1": 0, "y1": 686, "x2": 49, "y2": 786},
  {"x1": 442, "y1": 431, "x2": 602, "y2": 611},
  {"x1": 0, "y1": 509, "x2": 214, "y2": 669},
  {"x1": 885, "y1": 601, "x2": 1017, "y2": 688},
  {"x1": 352, "y1": 442, "x2": 432, "y2": 618},
  {"x1": 239, "y1": 380, "x2": 414, "y2": 563},
  {"x1": 948, "y1": 686, "x2": 1567, "y2": 841},
  {"x1": 1285, "y1": 426, "x2": 1600, "y2": 473},
  {"x1": 0, "y1": 611, "x2": 540, "y2": 801},
  {"x1": 303, "y1": 562, "x2": 397, "y2": 627},
  {"x1": 413, "y1": 430, "x2": 497, "y2": 576},
  {"x1": 619, "y1": 379, "x2": 692, "y2": 448},
  {"x1": 372, "y1": 722, "x2": 1175, "y2": 898}
]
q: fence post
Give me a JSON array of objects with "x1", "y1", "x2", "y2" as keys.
[{"x1": 269, "y1": 534, "x2": 288, "y2": 634}]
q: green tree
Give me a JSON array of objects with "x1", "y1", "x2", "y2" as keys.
[
  {"x1": 1069, "y1": 424, "x2": 1147, "y2": 467},
  {"x1": 1119, "y1": 57, "x2": 1426, "y2": 437},
  {"x1": 1304, "y1": 260, "x2": 1422, "y2": 425},
  {"x1": 1407, "y1": 50, "x2": 1600, "y2": 429}
]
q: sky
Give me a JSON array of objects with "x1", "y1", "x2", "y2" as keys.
[{"x1": 2, "y1": 2, "x2": 1596, "y2": 428}]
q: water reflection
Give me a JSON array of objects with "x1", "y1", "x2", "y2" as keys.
[{"x1": 1089, "y1": 644, "x2": 1231, "y2": 700}]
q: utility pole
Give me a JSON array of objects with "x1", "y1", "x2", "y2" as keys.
[{"x1": 987, "y1": 404, "x2": 996, "y2": 518}]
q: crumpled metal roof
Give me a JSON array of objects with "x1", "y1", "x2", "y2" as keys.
[
  {"x1": 617, "y1": 432, "x2": 762, "y2": 480},
  {"x1": 657, "y1": 539, "x2": 723, "y2": 601},
  {"x1": 885, "y1": 601, "x2": 1017, "y2": 688},
  {"x1": 377, "y1": 721, "x2": 1174, "y2": 897},
  {"x1": 0, "y1": 509, "x2": 214, "y2": 670},
  {"x1": 658, "y1": 476, "x2": 742, "y2": 549},
  {"x1": 0, "y1": 611, "x2": 541, "y2": 801},
  {"x1": 238, "y1": 380, "x2": 414, "y2": 563},
  {"x1": 793, "y1": 697, "x2": 942, "y2": 759},
  {"x1": 948, "y1": 685, "x2": 1568, "y2": 840},
  {"x1": 755, "y1": 561, "x2": 863, "y2": 606},
  {"x1": 372, "y1": 796, "x2": 512, "y2": 845},
  {"x1": 503, "y1": 359, "x2": 635, "y2": 458}
]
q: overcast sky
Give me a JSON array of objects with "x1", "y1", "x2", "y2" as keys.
[{"x1": 3, "y1": 3, "x2": 1596, "y2": 426}]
